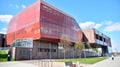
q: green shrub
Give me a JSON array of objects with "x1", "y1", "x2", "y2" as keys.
[
  {"x1": 0, "y1": 50, "x2": 8, "y2": 62},
  {"x1": 0, "y1": 50, "x2": 7, "y2": 58},
  {"x1": 0, "y1": 54, "x2": 8, "y2": 58},
  {"x1": 0, "y1": 50, "x2": 15, "y2": 62}
]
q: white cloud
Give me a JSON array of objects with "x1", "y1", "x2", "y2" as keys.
[
  {"x1": 2, "y1": 28, "x2": 7, "y2": 31},
  {"x1": 21, "y1": 4, "x2": 26, "y2": 8},
  {"x1": 0, "y1": 31, "x2": 6, "y2": 34},
  {"x1": 0, "y1": 28, "x2": 7, "y2": 34},
  {"x1": 10, "y1": 4, "x2": 26, "y2": 9},
  {"x1": 94, "y1": 24, "x2": 102, "y2": 29},
  {"x1": 79, "y1": 21, "x2": 102, "y2": 29},
  {"x1": 103, "y1": 21, "x2": 113, "y2": 25},
  {"x1": 104, "y1": 23, "x2": 120, "y2": 32},
  {"x1": 111, "y1": 40, "x2": 120, "y2": 52},
  {"x1": 79, "y1": 21, "x2": 95, "y2": 29},
  {"x1": 0, "y1": 15, "x2": 13, "y2": 23}
]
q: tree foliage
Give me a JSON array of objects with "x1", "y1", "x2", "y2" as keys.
[
  {"x1": 86, "y1": 42, "x2": 91, "y2": 48},
  {"x1": 59, "y1": 34, "x2": 71, "y2": 50},
  {"x1": 92, "y1": 48, "x2": 98, "y2": 52},
  {"x1": 74, "y1": 42, "x2": 84, "y2": 52},
  {"x1": 74, "y1": 42, "x2": 84, "y2": 58},
  {"x1": 58, "y1": 34, "x2": 71, "y2": 59}
]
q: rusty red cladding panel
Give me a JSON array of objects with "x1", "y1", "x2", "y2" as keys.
[
  {"x1": 40, "y1": 2, "x2": 81, "y2": 43},
  {"x1": 7, "y1": 0, "x2": 82, "y2": 45},
  {"x1": 76, "y1": 30, "x2": 83, "y2": 42},
  {"x1": 7, "y1": 0, "x2": 41, "y2": 45}
]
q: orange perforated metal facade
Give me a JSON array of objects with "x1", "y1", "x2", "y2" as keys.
[{"x1": 7, "y1": 0, "x2": 82, "y2": 45}]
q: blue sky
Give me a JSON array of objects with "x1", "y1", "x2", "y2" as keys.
[{"x1": 0, "y1": 0, "x2": 120, "y2": 52}]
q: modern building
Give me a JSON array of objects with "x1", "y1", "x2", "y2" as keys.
[
  {"x1": 7, "y1": 0, "x2": 82, "y2": 60},
  {"x1": 6, "y1": 0, "x2": 111, "y2": 60},
  {"x1": 82, "y1": 28, "x2": 112, "y2": 56},
  {"x1": 0, "y1": 33, "x2": 6, "y2": 47}
]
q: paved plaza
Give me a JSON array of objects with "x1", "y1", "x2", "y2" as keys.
[
  {"x1": 87, "y1": 55, "x2": 120, "y2": 67},
  {"x1": 0, "y1": 61, "x2": 37, "y2": 67},
  {"x1": 0, "y1": 56, "x2": 120, "y2": 67}
]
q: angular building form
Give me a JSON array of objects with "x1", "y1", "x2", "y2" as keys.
[
  {"x1": 7, "y1": 0, "x2": 82, "y2": 60},
  {"x1": 82, "y1": 28, "x2": 112, "y2": 56},
  {"x1": 7, "y1": 0, "x2": 111, "y2": 60}
]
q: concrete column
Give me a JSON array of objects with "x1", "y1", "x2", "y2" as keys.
[{"x1": 102, "y1": 46, "x2": 108, "y2": 56}]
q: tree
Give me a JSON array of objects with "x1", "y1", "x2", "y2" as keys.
[
  {"x1": 74, "y1": 42, "x2": 84, "y2": 58},
  {"x1": 86, "y1": 42, "x2": 91, "y2": 49},
  {"x1": 92, "y1": 48, "x2": 98, "y2": 52},
  {"x1": 85, "y1": 42, "x2": 91, "y2": 54},
  {"x1": 58, "y1": 34, "x2": 71, "y2": 59}
]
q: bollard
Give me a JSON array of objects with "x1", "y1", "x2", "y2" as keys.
[{"x1": 76, "y1": 61, "x2": 80, "y2": 67}]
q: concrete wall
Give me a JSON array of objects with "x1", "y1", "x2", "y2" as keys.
[
  {"x1": 13, "y1": 39, "x2": 101, "y2": 60},
  {"x1": 32, "y1": 40, "x2": 79, "y2": 59},
  {"x1": 14, "y1": 47, "x2": 31, "y2": 60},
  {"x1": 13, "y1": 40, "x2": 83, "y2": 60},
  {"x1": 32, "y1": 40, "x2": 58, "y2": 59}
]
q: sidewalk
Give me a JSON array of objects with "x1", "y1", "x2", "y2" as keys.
[
  {"x1": 0, "y1": 61, "x2": 37, "y2": 67},
  {"x1": 86, "y1": 56, "x2": 120, "y2": 67},
  {"x1": 0, "y1": 60, "x2": 87, "y2": 67},
  {"x1": 1, "y1": 56, "x2": 120, "y2": 67},
  {"x1": 0, "y1": 61, "x2": 64, "y2": 67}
]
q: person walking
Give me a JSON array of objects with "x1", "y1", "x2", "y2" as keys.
[
  {"x1": 7, "y1": 50, "x2": 12, "y2": 61},
  {"x1": 111, "y1": 55, "x2": 114, "y2": 60}
]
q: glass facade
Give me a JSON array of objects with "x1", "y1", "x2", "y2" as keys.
[{"x1": 95, "y1": 30, "x2": 111, "y2": 47}]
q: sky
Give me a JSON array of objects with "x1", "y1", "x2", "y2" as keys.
[{"x1": 0, "y1": 0, "x2": 120, "y2": 52}]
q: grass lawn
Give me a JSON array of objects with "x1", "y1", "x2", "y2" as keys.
[
  {"x1": 0, "y1": 50, "x2": 14, "y2": 62},
  {"x1": 55, "y1": 57, "x2": 107, "y2": 64}
]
